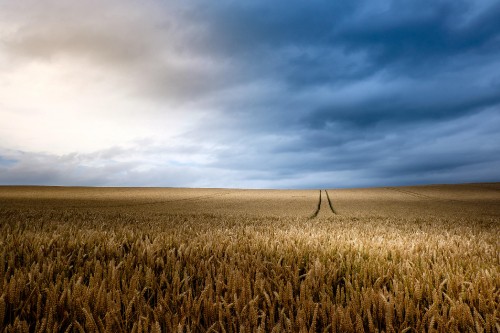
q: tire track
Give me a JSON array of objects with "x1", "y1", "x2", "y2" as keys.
[
  {"x1": 385, "y1": 187, "x2": 432, "y2": 199},
  {"x1": 324, "y1": 190, "x2": 337, "y2": 214},
  {"x1": 458, "y1": 184, "x2": 500, "y2": 192},
  {"x1": 309, "y1": 190, "x2": 336, "y2": 218},
  {"x1": 309, "y1": 190, "x2": 322, "y2": 219},
  {"x1": 68, "y1": 190, "x2": 238, "y2": 209},
  {"x1": 384, "y1": 187, "x2": 462, "y2": 203}
]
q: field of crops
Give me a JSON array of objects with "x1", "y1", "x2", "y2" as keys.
[{"x1": 0, "y1": 183, "x2": 498, "y2": 332}]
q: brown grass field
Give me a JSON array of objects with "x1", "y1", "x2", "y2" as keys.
[{"x1": 0, "y1": 183, "x2": 498, "y2": 332}]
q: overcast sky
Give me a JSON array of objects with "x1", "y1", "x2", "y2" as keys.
[{"x1": 1, "y1": 0, "x2": 499, "y2": 188}]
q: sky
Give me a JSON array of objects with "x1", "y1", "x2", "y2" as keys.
[{"x1": 1, "y1": 0, "x2": 500, "y2": 189}]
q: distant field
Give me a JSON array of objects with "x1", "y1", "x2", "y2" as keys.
[{"x1": 0, "y1": 183, "x2": 498, "y2": 332}]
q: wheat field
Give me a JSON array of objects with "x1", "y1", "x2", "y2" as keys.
[{"x1": 0, "y1": 184, "x2": 498, "y2": 332}]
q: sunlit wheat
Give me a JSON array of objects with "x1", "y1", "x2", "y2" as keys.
[{"x1": 0, "y1": 185, "x2": 498, "y2": 332}]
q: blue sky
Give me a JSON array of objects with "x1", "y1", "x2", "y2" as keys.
[{"x1": 1, "y1": 0, "x2": 499, "y2": 188}]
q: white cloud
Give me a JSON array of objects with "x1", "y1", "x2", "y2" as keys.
[{"x1": 0, "y1": 0, "x2": 216, "y2": 154}]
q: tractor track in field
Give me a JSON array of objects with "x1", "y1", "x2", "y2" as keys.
[
  {"x1": 385, "y1": 187, "x2": 433, "y2": 200},
  {"x1": 309, "y1": 190, "x2": 336, "y2": 219},
  {"x1": 462, "y1": 184, "x2": 500, "y2": 192},
  {"x1": 68, "y1": 190, "x2": 239, "y2": 209},
  {"x1": 310, "y1": 190, "x2": 322, "y2": 218},
  {"x1": 384, "y1": 187, "x2": 463, "y2": 203},
  {"x1": 324, "y1": 190, "x2": 337, "y2": 214}
]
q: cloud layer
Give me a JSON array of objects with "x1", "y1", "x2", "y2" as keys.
[{"x1": 1, "y1": 0, "x2": 499, "y2": 188}]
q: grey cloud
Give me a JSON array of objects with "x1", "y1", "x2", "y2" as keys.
[
  {"x1": 1, "y1": 1, "x2": 236, "y2": 104},
  {"x1": 332, "y1": 1, "x2": 500, "y2": 71},
  {"x1": 306, "y1": 87, "x2": 500, "y2": 129},
  {"x1": 0, "y1": 148, "x2": 211, "y2": 187},
  {"x1": 199, "y1": 108, "x2": 500, "y2": 187}
]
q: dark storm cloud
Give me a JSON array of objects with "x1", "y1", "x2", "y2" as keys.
[
  {"x1": 179, "y1": 0, "x2": 500, "y2": 134},
  {"x1": 0, "y1": 147, "x2": 222, "y2": 187},
  {"x1": 1, "y1": 0, "x2": 499, "y2": 187},
  {"x1": 336, "y1": 1, "x2": 500, "y2": 63},
  {"x1": 194, "y1": 0, "x2": 500, "y2": 84},
  {"x1": 186, "y1": 0, "x2": 500, "y2": 186},
  {"x1": 200, "y1": 107, "x2": 500, "y2": 187},
  {"x1": 305, "y1": 76, "x2": 500, "y2": 128}
]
